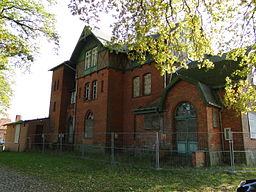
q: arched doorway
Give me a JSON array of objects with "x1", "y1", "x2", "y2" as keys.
[{"x1": 175, "y1": 102, "x2": 197, "y2": 153}]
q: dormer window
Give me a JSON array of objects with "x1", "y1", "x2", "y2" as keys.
[{"x1": 85, "y1": 47, "x2": 98, "y2": 70}]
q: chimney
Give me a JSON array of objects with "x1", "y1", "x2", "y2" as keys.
[{"x1": 15, "y1": 115, "x2": 22, "y2": 121}]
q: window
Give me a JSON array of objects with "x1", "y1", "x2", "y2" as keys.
[
  {"x1": 133, "y1": 76, "x2": 140, "y2": 97},
  {"x1": 84, "y1": 83, "x2": 90, "y2": 101},
  {"x1": 78, "y1": 88, "x2": 81, "y2": 99},
  {"x1": 14, "y1": 124, "x2": 21, "y2": 144},
  {"x1": 70, "y1": 91, "x2": 76, "y2": 104},
  {"x1": 54, "y1": 81, "x2": 56, "y2": 91},
  {"x1": 53, "y1": 102, "x2": 56, "y2": 112},
  {"x1": 101, "y1": 80, "x2": 104, "y2": 92},
  {"x1": 85, "y1": 112, "x2": 94, "y2": 138},
  {"x1": 68, "y1": 117, "x2": 74, "y2": 143},
  {"x1": 248, "y1": 112, "x2": 256, "y2": 139},
  {"x1": 57, "y1": 80, "x2": 59, "y2": 90},
  {"x1": 143, "y1": 73, "x2": 151, "y2": 95},
  {"x1": 144, "y1": 113, "x2": 162, "y2": 130},
  {"x1": 85, "y1": 50, "x2": 91, "y2": 69},
  {"x1": 212, "y1": 108, "x2": 218, "y2": 128},
  {"x1": 91, "y1": 47, "x2": 98, "y2": 66},
  {"x1": 85, "y1": 47, "x2": 98, "y2": 69},
  {"x1": 92, "y1": 80, "x2": 97, "y2": 100}
]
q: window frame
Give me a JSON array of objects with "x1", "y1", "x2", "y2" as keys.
[
  {"x1": 91, "y1": 47, "x2": 98, "y2": 67},
  {"x1": 84, "y1": 112, "x2": 94, "y2": 138},
  {"x1": 84, "y1": 83, "x2": 91, "y2": 101},
  {"x1": 248, "y1": 112, "x2": 256, "y2": 139},
  {"x1": 85, "y1": 50, "x2": 91, "y2": 69},
  {"x1": 133, "y1": 76, "x2": 140, "y2": 98},
  {"x1": 85, "y1": 47, "x2": 98, "y2": 70},
  {"x1": 92, "y1": 80, "x2": 97, "y2": 100},
  {"x1": 143, "y1": 73, "x2": 152, "y2": 96},
  {"x1": 70, "y1": 91, "x2": 76, "y2": 104}
]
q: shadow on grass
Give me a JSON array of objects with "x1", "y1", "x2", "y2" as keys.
[{"x1": 0, "y1": 151, "x2": 252, "y2": 191}]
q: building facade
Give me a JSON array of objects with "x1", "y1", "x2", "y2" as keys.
[{"x1": 5, "y1": 26, "x2": 256, "y2": 166}]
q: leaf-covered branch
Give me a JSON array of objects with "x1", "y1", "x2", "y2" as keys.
[{"x1": 69, "y1": 0, "x2": 256, "y2": 113}]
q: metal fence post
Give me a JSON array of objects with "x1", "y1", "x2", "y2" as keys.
[
  {"x1": 42, "y1": 134, "x2": 45, "y2": 153},
  {"x1": 111, "y1": 132, "x2": 115, "y2": 164},
  {"x1": 59, "y1": 133, "x2": 64, "y2": 153},
  {"x1": 229, "y1": 136, "x2": 235, "y2": 169},
  {"x1": 155, "y1": 132, "x2": 161, "y2": 170}
]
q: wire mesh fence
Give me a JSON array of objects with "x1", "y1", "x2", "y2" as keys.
[{"x1": 4, "y1": 130, "x2": 256, "y2": 170}]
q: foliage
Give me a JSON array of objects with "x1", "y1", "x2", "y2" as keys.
[
  {"x1": 0, "y1": 152, "x2": 254, "y2": 191},
  {"x1": 69, "y1": 0, "x2": 256, "y2": 113},
  {"x1": 0, "y1": 0, "x2": 58, "y2": 116}
]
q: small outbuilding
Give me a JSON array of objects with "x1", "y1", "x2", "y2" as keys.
[{"x1": 5, "y1": 115, "x2": 49, "y2": 152}]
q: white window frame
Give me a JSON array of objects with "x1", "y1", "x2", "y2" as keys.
[
  {"x1": 85, "y1": 47, "x2": 98, "y2": 70},
  {"x1": 85, "y1": 50, "x2": 91, "y2": 69},
  {"x1": 70, "y1": 91, "x2": 76, "y2": 104},
  {"x1": 248, "y1": 112, "x2": 256, "y2": 139},
  {"x1": 91, "y1": 47, "x2": 98, "y2": 67},
  {"x1": 14, "y1": 124, "x2": 21, "y2": 144},
  {"x1": 92, "y1": 80, "x2": 97, "y2": 100},
  {"x1": 85, "y1": 83, "x2": 90, "y2": 101}
]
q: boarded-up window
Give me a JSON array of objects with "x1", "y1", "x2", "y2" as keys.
[
  {"x1": 14, "y1": 124, "x2": 21, "y2": 144},
  {"x1": 133, "y1": 76, "x2": 140, "y2": 97},
  {"x1": 85, "y1": 112, "x2": 94, "y2": 138},
  {"x1": 144, "y1": 113, "x2": 161, "y2": 130},
  {"x1": 248, "y1": 112, "x2": 256, "y2": 139},
  {"x1": 143, "y1": 73, "x2": 151, "y2": 95}
]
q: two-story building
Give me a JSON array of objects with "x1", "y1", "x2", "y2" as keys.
[{"x1": 28, "y1": 26, "x2": 256, "y2": 165}]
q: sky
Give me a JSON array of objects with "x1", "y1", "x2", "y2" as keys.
[{"x1": 7, "y1": 0, "x2": 111, "y2": 121}]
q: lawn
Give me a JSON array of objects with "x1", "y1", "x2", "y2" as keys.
[{"x1": 0, "y1": 152, "x2": 252, "y2": 191}]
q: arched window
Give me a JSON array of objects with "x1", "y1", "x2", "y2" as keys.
[
  {"x1": 175, "y1": 102, "x2": 197, "y2": 153},
  {"x1": 84, "y1": 112, "x2": 94, "y2": 138}
]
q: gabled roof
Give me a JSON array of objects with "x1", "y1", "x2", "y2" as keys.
[
  {"x1": 69, "y1": 26, "x2": 112, "y2": 64},
  {"x1": 157, "y1": 55, "x2": 241, "y2": 111}
]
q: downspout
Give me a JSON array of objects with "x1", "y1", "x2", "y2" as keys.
[
  {"x1": 73, "y1": 73, "x2": 78, "y2": 143},
  {"x1": 219, "y1": 108, "x2": 224, "y2": 151}
]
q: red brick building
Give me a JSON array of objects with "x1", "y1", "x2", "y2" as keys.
[
  {"x1": 47, "y1": 27, "x2": 256, "y2": 166},
  {"x1": 0, "y1": 118, "x2": 11, "y2": 143}
]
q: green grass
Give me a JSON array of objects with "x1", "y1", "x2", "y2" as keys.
[{"x1": 0, "y1": 152, "x2": 253, "y2": 191}]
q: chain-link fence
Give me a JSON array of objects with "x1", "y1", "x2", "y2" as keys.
[{"x1": 5, "y1": 131, "x2": 256, "y2": 170}]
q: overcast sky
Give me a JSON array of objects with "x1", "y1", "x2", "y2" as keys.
[{"x1": 7, "y1": 0, "x2": 112, "y2": 121}]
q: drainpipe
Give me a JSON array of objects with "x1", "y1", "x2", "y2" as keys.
[
  {"x1": 219, "y1": 109, "x2": 224, "y2": 151},
  {"x1": 73, "y1": 73, "x2": 78, "y2": 143}
]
